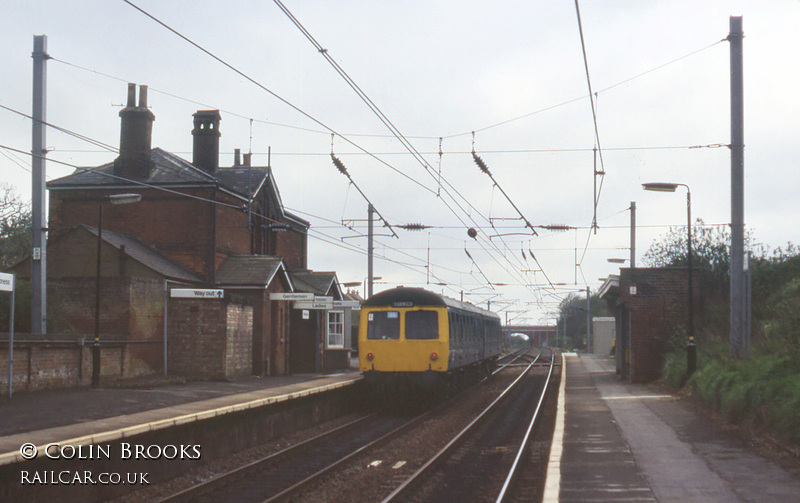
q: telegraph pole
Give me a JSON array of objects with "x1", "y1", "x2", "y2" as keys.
[
  {"x1": 31, "y1": 35, "x2": 48, "y2": 334},
  {"x1": 729, "y1": 16, "x2": 745, "y2": 357},
  {"x1": 586, "y1": 287, "x2": 592, "y2": 353},
  {"x1": 630, "y1": 201, "x2": 636, "y2": 268},
  {"x1": 367, "y1": 204, "x2": 374, "y2": 298}
]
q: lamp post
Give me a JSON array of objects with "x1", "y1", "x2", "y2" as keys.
[
  {"x1": 643, "y1": 182, "x2": 695, "y2": 375},
  {"x1": 92, "y1": 193, "x2": 141, "y2": 388}
]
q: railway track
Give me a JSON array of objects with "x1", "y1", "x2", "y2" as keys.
[
  {"x1": 382, "y1": 350, "x2": 557, "y2": 503},
  {"x1": 156, "y1": 411, "x2": 415, "y2": 503},
  {"x1": 155, "y1": 350, "x2": 552, "y2": 503}
]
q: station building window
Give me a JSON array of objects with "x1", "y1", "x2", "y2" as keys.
[{"x1": 327, "y1": 310, "x2": 345, "y2": 348}]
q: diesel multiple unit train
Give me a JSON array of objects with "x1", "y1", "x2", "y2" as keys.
[{"x1": 358, "y1": 287, "x2": 503, "y2": 391}]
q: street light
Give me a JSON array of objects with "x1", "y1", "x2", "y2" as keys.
[
  {"x1": 93, "y1": 193, "x2": 142, "y2": 388},
  {"x1": 642, "y1": 182, "x2": 695, "y2": 375}
]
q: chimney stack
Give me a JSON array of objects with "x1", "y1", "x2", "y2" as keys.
[
  {"x1": 115, "y1": 83, "x2": 155, "y2": 179},
  {"x1": 234, "y1": 148, "x2": 241, "y2": 167},
  {"x1": 243, "y1": 152, "x2": 252, "y2": 167},
  {"x1": 192, "y1": 110, "x2": 221, "y2": 174}
]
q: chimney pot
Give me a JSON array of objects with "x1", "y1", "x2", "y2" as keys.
[
  {"x1": 192, "y1": 110, "x2": 222, "y2": 174},
  {"x1": 126, "y1": 83, "x2": 136, "y2": 107},
  {"x1": 138, "y1": 85, "x2": 148, "y2": 108},
  {"x1": 116, "y1": 83, "x2": 155, "y2": 179}
]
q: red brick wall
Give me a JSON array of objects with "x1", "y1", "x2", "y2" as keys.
[
  {"x1": 215, "y1": 197, "x2": 252, "y2": 261},
  {"x1": 0, "y1": 340, "x2": 161, "y2": 394},
  {"x1": 273, "y1": 229, "x2": 306, "y2": 270},
  {"x1": 50, "y1": 188, "x2": 218, "y2": 280},
  {"x1": 271, "y1": 297, "x2": 291, "y2": 375},
  {"x1": 225, "y1": 303, "x2": 253, "y2": 377},
  {"x1": 167, "y1": 297, "x2": 255, "y2": 379},
  {"x1": 619, "y1": 267, "x2": 700, "y2": 383},
  {"x1": 168, "y1": 298, "x2": 227, "y2": 378}
]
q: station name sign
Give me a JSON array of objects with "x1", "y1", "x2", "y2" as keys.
[{"x1": 170, "y1": 289, "x2": 224, "y2": 299}]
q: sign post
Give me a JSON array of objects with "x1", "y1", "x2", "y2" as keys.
[
  {"x1": 1, "y1": 273, "x2": 16, "y2": 398},
  {"x1": 170, "y1": 289, "x2": 224, "y2": 299}
]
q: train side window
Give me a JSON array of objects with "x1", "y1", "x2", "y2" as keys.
[
  {"x1": 406, "y1": 310, "x2": 439, "y2": 340},
  {"x1": 366, "y1": 311, "x2": 400, "y2": 340}
]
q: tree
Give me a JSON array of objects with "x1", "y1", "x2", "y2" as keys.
[
  {"x1": 642, "y1": 219, "x2": 735, "y2": 276},
  {"x1": 557, "y1": 291, "x2": 610, "y2": 349},
  {"x1": 0, "y1": 184, "x2": 31, "y2": 271}
]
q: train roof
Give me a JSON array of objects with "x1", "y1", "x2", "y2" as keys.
[{"x1": 363, "y1": 287, "x2": 500, "y2": 320}]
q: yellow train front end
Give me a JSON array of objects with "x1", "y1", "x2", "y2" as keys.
[{"x1": 359, "y1": 305, "x2": 450, "y2": 375}]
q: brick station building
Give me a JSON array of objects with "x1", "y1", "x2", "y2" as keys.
[
  {"x1": 599, "y1": 267, "x2": 701, "y2": 383},
  {"x1": 12, "y1": 83, "x2": 346, "y2": 386}
]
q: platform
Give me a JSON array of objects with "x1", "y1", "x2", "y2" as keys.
[
  {"x1": 0, "y1": 371, "x2": 361, "y2": 466},
  {"x1": 547, "y1": 353, "x2": 800, "y2": 502}
]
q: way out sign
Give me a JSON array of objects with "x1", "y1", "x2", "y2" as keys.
[{"x1": 170, "y1": 289, "x2": 224, "y2": 299}]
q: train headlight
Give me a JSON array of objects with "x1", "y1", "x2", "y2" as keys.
[
  {"x1": 430, "y1": 352, "x2": 438, "y2": 361},
  {"x1": 366, "y1": 352, "x2": 374, "y2": 361}
]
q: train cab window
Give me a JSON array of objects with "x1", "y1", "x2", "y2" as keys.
[
  {"x1": 366, "y1": 311, "x2": 400, "y2": 340},
  {"x1": 405, "y1": 310, "x2": 439, "y2": 340}
]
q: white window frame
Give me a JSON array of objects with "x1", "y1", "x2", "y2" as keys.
[{"x1": 327, "y1": 310, "x2": 345, "y2": 349}]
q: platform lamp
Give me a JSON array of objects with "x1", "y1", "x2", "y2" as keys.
[
  {"x1": 642, "y1": 182, "x2": 695, "y2": 375},
  {"x1": 92, "y1": 193, "x2": 142, "y2": 388}
]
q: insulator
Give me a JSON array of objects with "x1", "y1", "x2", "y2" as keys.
[
  {"x1": 541, "y1": 224, "x2": 572, "y2": 232},
  {"x1": 331, "y1": 154, "x2": 348, "y2": 176},
  {"x1": 472, "y1": 152, "x2": 491, "y2": 175},
  {"x1": 398, "y1": 223, "x2": 430, "y2": 231}
]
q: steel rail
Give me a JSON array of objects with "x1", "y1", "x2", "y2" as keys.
[
  {"x1": 265, "y1": 357, "x2": 522, "y2": 502},
  {"x1": 495, "y1": 347, "x2": 556, "y2": 502},
  {"x1": 262, "y1": 410, "x2": 428, "y2": 503},
  {"x1": 381, "y1": 350, "x2": 543, "y2": 502},
  {"x1": 157, "y1": 413, "x2": 377, "y2": 503}
]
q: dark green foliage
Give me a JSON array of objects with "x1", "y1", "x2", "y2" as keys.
[
  {"x1": 690, "y1": 355, "x2": 800, "y2": 442},
  {"x1": 556, "y1": 292, "x2": 611, "y2": 349},
  {"x1": 647, "y1": 221, "x2": 800, "y2": 444}
]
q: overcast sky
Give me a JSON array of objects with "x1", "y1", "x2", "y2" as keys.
[{"x1": 3, "y1": 1, "x2": 799, "y2": 325}]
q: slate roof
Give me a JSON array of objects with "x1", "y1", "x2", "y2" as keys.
[
  {"x1": 289, "y1": 271, "x2": 342, "y2": 299},
  {"x1": 81, "y1": 225, "x2": 202, "y2": 283},
  {"x1": 47, "y1": 149, "x2": 310, "y2": 229},
  {"x1": 48, "y1": 148, "x2": 219, "y2": 189},
  {"x1": 215, "y1": 255, "x2": 288, "y2": 288}
]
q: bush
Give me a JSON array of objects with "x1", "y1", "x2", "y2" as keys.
[
  {"x1": 662, "y1": 351, "x2": 687, "y2": 388},
  {"x1": 684, "y1": 353, "x2": 800, "y2": 443}
]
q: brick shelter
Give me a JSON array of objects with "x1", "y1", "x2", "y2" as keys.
[{"x1": 599, "y1": 267, "x2": 701, "y2": 383}]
